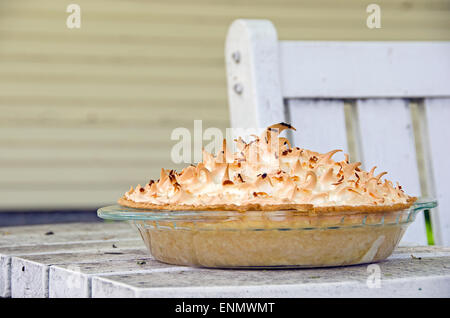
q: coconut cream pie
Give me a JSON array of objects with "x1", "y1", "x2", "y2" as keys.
[
  {"x1": 112, "y1": 123, "x2": 423, "y2": 267},
  {"x1": 119, "y1": 123, "x2": 416, "y2": 213}
]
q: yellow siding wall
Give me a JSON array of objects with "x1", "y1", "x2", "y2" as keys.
[{"x1": 1, "y1": 0, "x2": 449, "y2": 209}]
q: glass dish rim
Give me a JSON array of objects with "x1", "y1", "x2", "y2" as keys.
[{"x1": 97, "y1": 198, "x2": 437, "y2": 222}]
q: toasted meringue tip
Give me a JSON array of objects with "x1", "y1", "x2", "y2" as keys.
[
  {"x1": 268, "y1": 122, "x2": 296, "y2": 131},
  {"x1": 375, "y1": 171, "x2": 388, "y2": 181}
]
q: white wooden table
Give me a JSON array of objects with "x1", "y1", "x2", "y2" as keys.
[{"x1": 1, "y1": 222, "x2": 449, "y2": 298}]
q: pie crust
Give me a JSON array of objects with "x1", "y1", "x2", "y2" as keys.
[{"x1": 118, "y1": 196, "x2": 416, "y2": 213}]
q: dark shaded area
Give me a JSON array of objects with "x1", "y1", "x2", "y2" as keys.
[
  {"x1": 0, "y1": 210, "x2": 101, "y2": 227},
  {"x1": 424, "y1": 210, "x2": 434, "y2": 245}
]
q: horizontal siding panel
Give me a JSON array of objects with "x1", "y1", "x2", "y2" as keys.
[
  {"x1": 0, "y1": 62, "x2": 225, "y2": 83},
  {"x1": 5, "y1": 0, "x2": 450, "y2": 10},
  {"x1": 0, "y1": 97, "x2": 226, "y2": 108},
  {"x1": 0, "y1": 189, "x2": 127, "y2": 209},
  {"x1": 0, "y1": 17, "x2": 229, "y2": 38},
  {"x1": 0, "y1": 126, "x2": 225, "y2": 143},
  {"x1": 1, "y1": 42, "x2": 222, "y2": 60},
  {"x1": 1, "y1": 147, "x2": 171, "y2": 163},
  {"x1": 0, "y1": 72, "x2": 225, "y2": 86},
  {"x1": 0, "y1": 165, "x2": 184, "y2": 186},
  {"x1": 5, "y1": 1, "x2": 450, "y2": 21},
  {"x1": 0, "y1": 104, "x2": 228, "y2": 127},
  {"x1": 2, "y1": 15, "x2": 449, "y2": 37},
  {"x1": 1, "y1": 28, "x2": 447, "y2": 44},
  {"x1": 0, "y1": 52, "x2": 222, "y2": 66},
  {"x1": 0, "y1": 59, "x2": 224, "y2": 75},
  {"x1": 0, "y1": 138, "x2": 168, "y2": 149},
  {"x1": 0, "y1": 83, "x2": 226, "y2": 100}
]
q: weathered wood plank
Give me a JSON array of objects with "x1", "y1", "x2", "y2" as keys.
[
  {"x1": 51, "y1": 246, "x2": 450, "y2": 298},
  {"x1": 10, "y1": 248, "x2": 148, "y2": 298},
  {"x1": 279, "y1": 42, "x2": 450, "y2": 98},
  {"x1": 2, "y1": 222, "x2": 450, "y2": 298},
  {"x1": 423, "y1": 98, "x2": 450, "y2": 245},
  {"x1": 288, "y1": 99, "x2": 348, "y2": 157},
  {"x1": 2, "y1": 241, "x2": 145, "y2": 298},
  {"x1": 225, "y1": 19, "x2": 285, "y2": 131},
  {"x1": 0, "y1": 222, "x2": 138, "y2": 247},
  {"x1": 355, "y1": 99, "x2": 426, "y2": 245},
  {"x1": 1, "y1": 238, "x2": 143, "y2": 257},
  {"x1": 49, "y1": 259, "x2": 187, "y2": 298},
  {"x1": 395, "y1": 245, "x2": 450, "y2": 254},
  {"x1": 91, "y1": 256, "x2": 450, "y2": 297},
  {"x1": 0, "y1": 221, "x2": 143, "y2": 298},
  {"x1": 0, "y1": 222, "x2": 125, "y2": 237}
]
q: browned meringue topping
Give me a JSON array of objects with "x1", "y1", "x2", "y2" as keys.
[{"x1": 124, "y1": 123, "x2": 413, "y2": 208}]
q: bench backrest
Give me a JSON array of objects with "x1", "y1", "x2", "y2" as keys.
[{"x1": 225, "y1": 19, "x2": 450, "y2": 245}]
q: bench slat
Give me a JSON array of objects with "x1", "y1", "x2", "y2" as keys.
[
  {"x1": 355, "y1": 98, "x2": 426, "y2": 245},
  {"x1": 424, "y1": 98, "x2": 450, "y2": 245},
  {"x1": 91, "y1": 255, "x2": 450, "y2": 298},
  {"x1": 225, "y1": 19, "x2": 285, "y2": 131},
  {"x1": 279, "y1": 41, "x2": 450, "y2": 98},
  {"x1": 0, "y1": 222, "x2": 143, "y2": 297},
  {"x1": 288, "y1": 99, "x2": 348, "y2": 155},
  {"x1": 49, "y1": 259, "x2": 185, "y2": 298},
  {"x1": 2, "y1": 222, "x2": 450, "y2": 297},
  {"x1": 10, "y1": 248, "x2": 147, "y2": 298}
]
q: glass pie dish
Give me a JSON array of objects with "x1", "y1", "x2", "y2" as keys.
[{"x1": 97, "y1": 199, "x2": 436, "y2": 268}]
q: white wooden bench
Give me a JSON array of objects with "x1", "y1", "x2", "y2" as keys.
[{"x1": 225, "y1": 19, "x2": 450, "y2": 246}]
